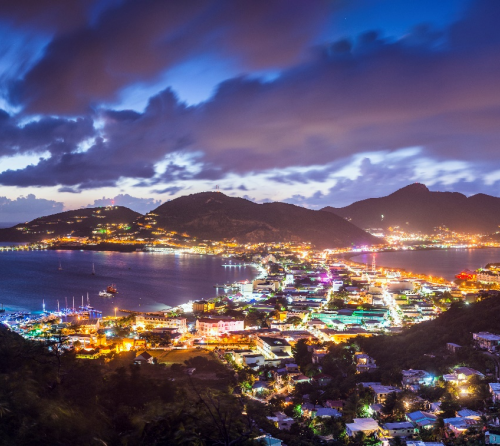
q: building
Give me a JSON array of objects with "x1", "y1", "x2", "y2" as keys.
[
  {"x1": 489, "y1": 383, "x2": 500, "y2": 403},
  {"x1": 73, "y1": 318, "x2": 100, "y2": 333},
  {"x1": 477, "y1": 271, "x2": 500, "y2": 284},
  {"x1": 256, "y1": 336, "x2": 292, "y2": 360},
  {"x1": 401, "y1": 369, "x2": 434, "y2": 388},
  {"x1": 447, "y1": 343, "x2": 462, "y2": 353},
  {"x1": 134, "y1": 351, "x2": 154, "y2": 365},
  {"x1": 473, "y1": 332, "x2": 500, "y2": 351},
  {"x1": 380, "y1": 421, "x2": 417, "y2": 439},
  {"x1": 196, "y1": 318, "x2": 244, "y2": 337},
  {"x1": 486, "y1": 428, "x2": 500, "y2": 445},
  {"x1": 192, "y1": 300, "x2": 215, "y2": 313},
  {"x1": 345, "y1": 418, "x2": 379, "y2": 437},
  {"x1": 135, "y1": 315, "x2": 187, "y2": 333}
]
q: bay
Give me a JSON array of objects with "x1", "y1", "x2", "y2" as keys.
[
  {"x1": 0, "y1": 250, "x2": 258, "y2": 315},
  {"x1": 351, "y1": 248, "x2": 500, "y2": 281}
]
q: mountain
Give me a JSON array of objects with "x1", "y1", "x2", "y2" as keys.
[
  {"x1": 137, "y1": 192, "x2": 378, "y2": 249},
  {"x1": 322, "y1": 183, "x2": 500, "y2": 233},
  {"x1": 0, "y1": 206, "x2": 141, "y2": 242}
]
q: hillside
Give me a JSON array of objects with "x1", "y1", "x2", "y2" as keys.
[
  {"x1": 322, "y1": 183, "x2": 500, "y2": 233},
  {"x1": 0, "y1": 206, "x2": 141, "y2": 242},
  {"x1": 136, "y1": 192, "x2": 378, "y2": 249},
  {"x1": 358, "y1": 296, "x2": 500, "y2": 375}
]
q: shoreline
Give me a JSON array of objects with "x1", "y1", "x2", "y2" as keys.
[{"x1": 0, "y1": 250, "x2": 261, "y2": 316}]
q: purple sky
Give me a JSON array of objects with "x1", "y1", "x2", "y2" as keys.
[{"x1": 1, "y1": 0, "x2": 499, "y2": 222}]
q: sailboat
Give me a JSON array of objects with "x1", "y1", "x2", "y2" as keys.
[
  {"x1": 91, "y1": 263, "x2": 95, "y2": 275},
  {"x1": 58, "y1": 260, "x2": 63, "y2": 271}
]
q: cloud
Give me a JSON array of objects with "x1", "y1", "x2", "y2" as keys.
[
  {"x1": 0, "y1": 194, "x2": 64, "y2": 223},
  {"x1": 0, "y1": 111, "x2": 94, "y2": 157},
  {"x1": 2, "y1": 0, "x2": 500, "y2": 209},
  {"x1": 87, "y1": 194, "x2": 162, "y2": 214},
  {"x1": 11, "y1": 0, "x2": 334, "y2": 114}
]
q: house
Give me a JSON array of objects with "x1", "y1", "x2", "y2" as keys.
[
  {"x1": 312, "y1": 373, "x2": 333, "y2": 386},
  {"x1": 345, "y1": 418, "x2": 379, "y2": 437},
  {"x1": 285, "y1": 363, "x2": 300, "y2": 373},
  {"x1": 443, "y1": 367, "x2": 484, "y2": 384},
  {"x1": 490, "y1": 383, "x2": 500, "y2": 403},
  {"x1": 242, "y1": 354, "x2": 265, "y2": 368},
  {"x1": 379, "y1": 421, "x2": 417, "y2": 439},
  {"x1": 486, "y1": 428, "x2": 500, "y2": 445},
  {"x1": 134, "y1": 351, "x2": 153, "y2": 365},
  {"x1": 402, "y1": 369, "x2": 434, "y2": 388},
  {"x1": 406, "y1": 442, "x2": 444, "y2": 446},
  {"x1": 447, "y1": 343, "x2": 462, "y2": 353},
  {"x1": 254, "y1": 434, "x2": 283, "y2": 446},
  {"x1": 256, "y1": 336, "x2": 292, "y2": 360},
  {"x1": 406, "y1": 411, "x2": 437, "y2": 430},
  {"x1": 325, "y1": 400, "x2": 345, "y2": 412},
  {"x1": 367, "y1": 384, "x2": 401, "y2": 403},
  {"x1": 315, "y1": 407, "x2": 341, "y2": 418},
  {"x1": 266, "y1": 412, "x2": 294, "y2": 430},
  {"x1": 443, "y1": 417, "x2": 478, "y2": 435},
  {"x1": 252, "y1": 381, "x2": 270, "y2": 395},
  {"x1": 473, "y1": 332, "x2": 500, "y2": 352}
]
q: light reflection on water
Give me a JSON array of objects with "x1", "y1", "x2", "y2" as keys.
[{"x1": 0, "y1": 250, "x2": 257, "y2": 315}]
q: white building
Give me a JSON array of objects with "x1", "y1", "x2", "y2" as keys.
[
  {"x1": 196, "y1": 318, "x2": 244, "y2": 337},
  {"x1": 135, "y1": 315, "x2": 187, "y2": 333}
]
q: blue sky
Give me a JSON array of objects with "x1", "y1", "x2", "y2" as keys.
[{"x1": 1, "y1": 0, "x2": 499, "y2": 222}]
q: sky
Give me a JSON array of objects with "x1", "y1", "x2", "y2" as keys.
[{"x1": 1, "y1": 0, "x2": 500, "y2": 222}]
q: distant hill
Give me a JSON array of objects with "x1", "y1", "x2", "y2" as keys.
[
  {"x1": 359, "y1": 295, "x2": 500, "y2": 374},
  {"x1": 322, "y1": 183, "x2": 500, "y2": 233},
  {"x1": 0, "y1": 206, "x2": 141, "y2": 242},
  {"x1": 137, "y1": 192, "x2": 378, "y2": 249}
]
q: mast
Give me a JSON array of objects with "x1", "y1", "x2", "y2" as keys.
[
  {"x1": 72, "y1": 296, "x2": 75, "y2": 312},
  {"x1": 43, "y1": 299, "x2": 45, "y2": 313},
  {"x1": 82, "y1": 295, "x2": 84, "y2": 308},
  {"x1": 372, "y1": 255, "x2": 376, "y2": 273},
  {"x1": 57, "y1": 300, "x2": 60, "y2": 312}
]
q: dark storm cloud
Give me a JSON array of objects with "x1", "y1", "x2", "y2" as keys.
[
  {"x1": 0, "y1": 110, "x2": 94, "y2": 157},
  {"x1": 11, "y1": 0, "x2": 335, "y2": 114},
  {"x1": 3, "y1": 0, "x2": 500, "y2": 198},
  {"x1": 0, "y1": 0, "x2": 97, "y2": 32}
]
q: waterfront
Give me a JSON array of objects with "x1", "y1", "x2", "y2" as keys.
[
  {"x1": 0, "y1": 250, "x2": 258, "y2": 315},
  {"x1": 352, "y1": 248, "x2": 500, "y2": 281}
]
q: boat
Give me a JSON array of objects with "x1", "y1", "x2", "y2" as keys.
[
  {"x1": 99, "y1": 291, "x2": 113, "y2": 298},
  {"x1": 91, "y1": 263, "x2": 95, "y2": 275},
  {"x1": 58, "y1": 260, "x2": 63, "y2": 271},
  {"x1": 106, "y1": 284, "x2": 117, "y2": 294}
]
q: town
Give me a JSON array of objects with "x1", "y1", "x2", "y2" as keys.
[{"x1": 3, "y1": 243, "x2": 500, "y2": 446}]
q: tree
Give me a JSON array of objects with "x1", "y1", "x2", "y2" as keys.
[
  {"x1": 292, "y1": 339, "x2": 312, "y2": 371},
  {"x1": 286, "y1": 316, "x2": 302, "y2": 327}
]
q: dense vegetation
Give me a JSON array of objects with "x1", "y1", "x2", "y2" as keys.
[
  {"x1": 359, "y1": 297, "x2": 500, "y2": 377},
  {"x1": 0, "y1": 326, "x2": 257, "y2": 446}
]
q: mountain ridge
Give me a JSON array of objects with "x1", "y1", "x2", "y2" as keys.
[
  {"x1": 0, "y1": 206, "x2": 141, "y2": 242},
  {"x1": 136, "y1": 191, "x2": 378, "y2": 249},
  {"x1": 322, "y1": 183, "x2": 500, "y2": 233}
]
